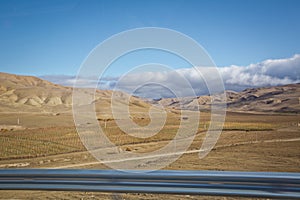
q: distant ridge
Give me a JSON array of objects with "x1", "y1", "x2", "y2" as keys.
[
  {"x1": 0, "y1": 72, "x2": 299, "y2": 114},
  {"x1": 150, "y1": 83, "x2": 300, "y2": 114}
]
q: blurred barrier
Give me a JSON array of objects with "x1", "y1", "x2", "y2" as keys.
[{"x1": 0, "y1": 169, "x2": 299, "y2": 198}]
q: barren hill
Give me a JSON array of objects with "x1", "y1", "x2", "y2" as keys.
[
  {"x1": 0, "y1": 72, "x2": 70, "y2": 112},
  {"x1": 151, "y1": 83, "x2": 300, "y2": 114},
  {"x1": 1, "y1": 72, "x2": 299, "y2": 114},
  {"x1": 0, "y1": 72, "x2": 151, "y2": 113}
]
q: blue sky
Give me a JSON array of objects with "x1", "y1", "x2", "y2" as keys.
[{"x1": 0, "y1": 0, "x2": 299, "y2": 77}]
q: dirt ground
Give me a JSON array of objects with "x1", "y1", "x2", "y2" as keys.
[{"x1": 0, "y1": 111, "x2": 299, "y2": 199}]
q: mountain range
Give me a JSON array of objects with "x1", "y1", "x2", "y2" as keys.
[
  {"x1": 151, "y1": 83, "x2": 300, "y2": 113},
  {"x1": 0, "y1": 72, "x2": 299, "y2": 114}
]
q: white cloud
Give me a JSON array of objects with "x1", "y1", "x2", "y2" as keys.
[
  {"x1": 41, "y1": 54, "x2": 300, "y2": 98},
  {"x1": 220, "y1": 54, "x2": 300, "y2": 87}
]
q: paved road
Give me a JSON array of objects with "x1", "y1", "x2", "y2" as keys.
[{"x1": 1, "y1": 169, "x2": 300, "y2": 198}]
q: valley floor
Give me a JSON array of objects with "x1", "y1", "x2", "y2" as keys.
[{"x1": 0, "y1": 111, "x2": 299, "y2": 199}]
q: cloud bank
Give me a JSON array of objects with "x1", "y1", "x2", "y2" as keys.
[
  {"x1": 41, "y1": 54, "x2": 300, "y2": 98},
  {"x1": 220, "y1": 54, "x2": 300, "y2": 88}
]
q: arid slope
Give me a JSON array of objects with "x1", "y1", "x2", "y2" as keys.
[
  {"x1": 151, "y1": 83, "x2": 300, "y2": 113},
  {"x1": 0, "y1": 72, "x2": 151, "y2": 113},
  {"x1": 1, "y1": 72, "x2": 299, "y2": 113}
]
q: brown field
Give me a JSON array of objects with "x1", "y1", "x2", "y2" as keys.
[{"x1": 0, "y1": 111, "x2": 299, "y2": 199}]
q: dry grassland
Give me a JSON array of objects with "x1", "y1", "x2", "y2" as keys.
[{"x1": 0, "y1": 111, "x2": 299, "y2": 199}]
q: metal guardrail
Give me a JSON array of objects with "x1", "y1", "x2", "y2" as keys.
[{"x1": 0, "y1": 169, "x2": 300, "y2": 198}]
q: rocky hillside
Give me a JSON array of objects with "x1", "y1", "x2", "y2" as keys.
[
  {"x1": 226, "y1": 83, "x2": 300, "y2": 113},
  {"x1": 150, "y1": 83, "x2": 300, "y2": 114}
]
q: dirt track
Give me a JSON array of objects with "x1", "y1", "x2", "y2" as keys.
[{"x1": 52, "y1": 137, "x2": 300, "y2": 169}]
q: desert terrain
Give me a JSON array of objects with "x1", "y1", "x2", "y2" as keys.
[{"x1": 0, "y1": 72, "x2": 299, "y2": 199}]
